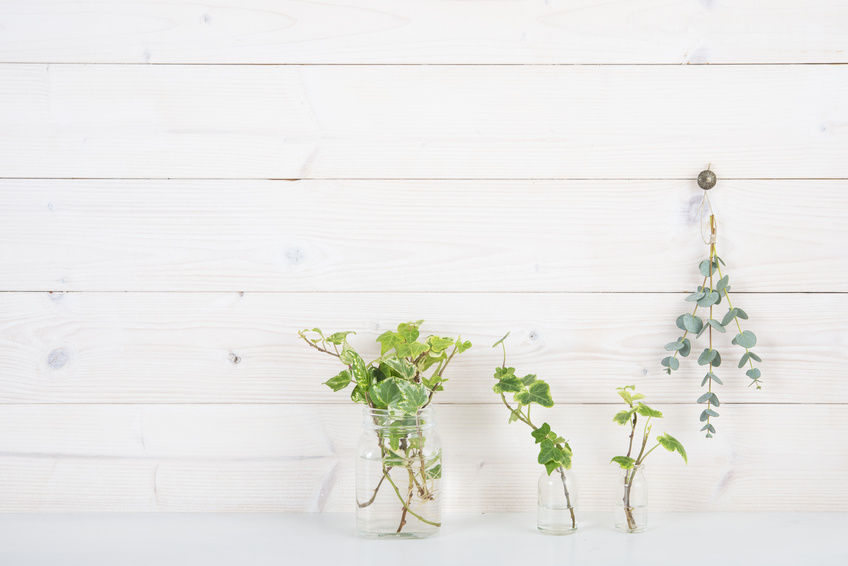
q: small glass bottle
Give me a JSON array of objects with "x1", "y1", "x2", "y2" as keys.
[
  {"x1": 355, "y1": 407, "x2": 441, "y2": 538},
  {"x1": 615, "y1": 464, "x2": 647, "y2": 533},
  {"x1": 537, "y1": 467, "x2": 578, "y2": 535}
]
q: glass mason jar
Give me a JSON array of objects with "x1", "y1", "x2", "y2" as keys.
[
  {"x1": 615, "y1": 465, "x2": 647, "y2": 533},
  {"x1": 355, "y1": 407, "x2": 442, "y2": 538},
  {"x1": 537, "y1": 467, "x2": 578, "y2": 535}
]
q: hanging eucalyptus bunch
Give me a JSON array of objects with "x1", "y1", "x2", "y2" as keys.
[{"x1": 660, "y1": 170, "x2": 762, "y2": 438}]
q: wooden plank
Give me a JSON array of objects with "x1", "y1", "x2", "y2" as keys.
[
  {"x1": 1, "y1": 64, "x2": 846, "y2": 179},
  {"x1": 2, "y1": 179, "x2": 846, "y2": 292},
  {"x1": 0, "y1": 291, "x2": 842, "y2": 404},
  {"x1": 0, "y1": 1, "x2": 846, "y2": 64},
  {"x1": 0, "y1": 404, "x2": 842, "y2": 512}
]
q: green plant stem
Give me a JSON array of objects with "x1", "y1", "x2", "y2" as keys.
[
  {"x1": 557, "y1": 466, "x2": 577, "y2": 529},
  {"x1": 672, "y1": 274, "x2": 709, "y2": 359},
  {"x1": 714, "y1": 255, "x2": 760, "y2": 388},
  {"x1": 384, "y1": 469, "x2": 442, "y2": 528}
]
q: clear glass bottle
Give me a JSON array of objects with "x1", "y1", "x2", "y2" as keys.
[
  {"x1": 355, "y1": 407, "x2": 441, "y2": 538},
  {"x1": 537, "y1": 467, "x2": 578, "y2": 535},
  {"x1": 615, "y1": 464, "x2": 647, "y2": 533}
]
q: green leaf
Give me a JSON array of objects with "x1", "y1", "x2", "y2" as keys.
[
  {"x1": 676, "y1": 315, "x2": 687, "y2": 331},
  {"x1": 697, "y1": 348, "x2": 717, "y2": 366},
  {"x1": 491, "y1": 332, "x2": 511, "y2": 348},
  {"x1": 369, "y1": 378, "x2": 401, "y2": 409},
  {"x1": 721, "y1": 309, "x2": 738, "y2": 327},
  {"x1": 665, "y1": 340, "x2": 685, "y2": 351},
  {"x1": 611, "y1": 456, "x2": 636, "y2": 469},
  {"x1": 705, "y1": 408, "x2": 719, "y2": 417},
  {"x1": 537, "y1": 439, "x2": 563, "y2": 466},
  {"x1": 716, "y1": 275, "x2": 729, "y2": 292},
  {"x1": 493, "y1": 375, "x2": 524, "y2": 394},
  {"x1": 657, "y1": 433, "x2": 687, "y2": 464},
  {"x1": 697, "y1": 392, "x2": 719, "y2": 406},
  {"x1": 323, "y1": 369, "x2": 352, "y2": 392},
  {"x1": 685, "y1": 291, "x2": 706, "y2": 302},
  {"x1": 733, "y1": 330, "x2": 757, "y2": 349},
  {"x1": 712, "y1": 350, "x2": 722, "y2": 367},
  {"x1": 494, "y1": 366, "x2": 516, "y2": 380},
  {"x1": 749, "y1": 352, "x2": 762, "y2": 362},
  {"x1": 350, "y1": 385, "x2": 367, "y2": 405},
  {"x1": 701, "y1": 372, "x2": 722, "y2": 386},
  {"x1": 341, "y1": 344, "x2": 371, "y2": 388},
  {"x1": 396, "y1": 321, "x2": 423, "y2": 343},
  {"x1": 515, "y1": 381, "x2": 554, "y2": 408},
  {"x1": 697, "y1": 291, "x2": 720, "y2": 308},
  {"x1": 427, "y1": 335, "x2": 454, "y2": 354},
  {"x1": 683, "y1": 314, "x2": 704, "y2": 334},
  {"x1": 531, "y1": 423, "x2": 551, "y2": 444},
  {"x1": 679, "y1": 338, "x2": 691, "y2": 357},
  {"x1": 636, "y1": 403, "x2": 663, "y2": 418},
  {"x1": 376, "y1": 331, "x2": 402, "y2": 355},
  {"x1": 715, "y1": 255, "x2": 726, "y2": 266},
  {"x1": 738, "y1": 352, "x2": 750, "y2": 368},
  {"x1": 393, "y1": 380, "x2": 428, "y2": 413},
  {"x1": 613, "y1": 409, "x2": 635, "y2": 425},
  {"x1": 425, "y1": 464, "x2": 442, "y2": 480},
  {"x1": 700, "y1": 423, "x2": 716, "y2": 434},
  {"x1": 707, "y1": 319, "x2": 726, "y2": 333},
  {"x1": 661, "y1": 356, "x2": 680, "y2": 371},
  {"x1": 699, "y1": 259, "x2": 717, "y2": 277},
  {"x1": 746, "y1": 368, "x2": 762, "y2": 380},
  {"x1": 383, "y1": 357, "x2": 416, "y2": 380},
  {"x1": 455, "y1": 339, "x2": 472, "y2": 354},
  {"x1": 326, "y1": 331, "x2": 354, "y2": 345},
  {"x1": 520, "y1": 374, "x2": 537, "y2": 386},
  {"x1": 543, "y1": 460, "x2": 561, "y2": 475},
  {"x1": 735, "y1": 308, "x2": 749, "y2": 320}
]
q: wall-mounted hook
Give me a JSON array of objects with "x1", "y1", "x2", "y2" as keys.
[{"x1": 698, "y1": 165, "x2": 717, "y2": 190}]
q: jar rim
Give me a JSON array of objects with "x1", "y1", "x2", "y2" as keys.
[{"x1": 361, "y1": 406, "x2": 437, "y2": 429}]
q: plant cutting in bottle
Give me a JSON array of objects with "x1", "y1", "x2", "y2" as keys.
[
  {"x1": 611, "y1": 386, "x2": 686, "y2": 532},
  {"x1": 299, "y1": 320, "x2": 471, "y2": 534},
  {"x1": 490, "y1": 332, "x2": 576, "y2": 530},
  {"x1": 660, "y1": 168, "x2": 763, "y2": 437}
]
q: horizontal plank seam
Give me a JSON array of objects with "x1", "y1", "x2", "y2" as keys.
[
  {"x1": 0, "y1": 291, "x2": 845, "y2": 295},
  {"x1": 3, "y1": 177, "x2": 848, "y2": 182},
  {"x1": 0, "y1": 402, "x2": 841, "y2": 406},
  {"x1": 0, "y1": 62, "x2": 847, "y2": 67}
]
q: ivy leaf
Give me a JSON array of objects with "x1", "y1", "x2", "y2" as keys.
[
  {"x1": 455, "y1": 339, "x2": 473, "y2": 353},
  {"x1": 369, "y1": 378, "x2": 401, "y2": 409},
  {"x1": 733, "y1": 330, "x2": 757, "y2": 349},
  {"x1": 697, "y1": 348, "x2": 718, "y2": 366},
  {"x1": 376, "y1": 331, "x2": 402, "y2": 355},
  {"x1": 427, "y1": 335, "x2": 454, "y2": 354},
  {"x1": 397, "y1": 321, "x2": 423, "y2": 343},
  {"x1": 636, "y1": 403, "x2": 663, "y2": 418},
  {"x1": 611, "y1": 456, "x2": 636, "y2": 469},
  {"x1": 657, "y1": 433, "x2": 687, "y2": 464},
  {"x1": 679, "y1": 338, "x2": 691, "y2": 357},
  {"x1": 323, "y1": 369, "x2": 352, "y2": 392},
  {"x1": 494, "y1": 366, "x2": 516, "y2": 380},
  {"x1": 665, "y1": 341, "x2": 685, "y2": 351},
  {"x1": 393, "y1": 380, "x2": 429, "y2": 413},
  {"x1": 613, "y1": 409, "x2": 635, "y2": 425},
  {"x1": 707, "y1": 319, "x2": 726, "y2": 333},
  {"x1": 520, "y1": 374, "x2": 537, "y2": 386},
  {"x1": 350, "y1": 384, "x2": 367, "y2": 405},
  {"x1": 383, "y1": 358, "x2": 416, "y2": 380},
  {"x1": 425, "y1": 463, "x2": 442, "y2": 480},
  {"x1": 683, "y1": 314, "x2": 704, "y2": 334},
  {"x1": 537, "y1": 439, "x2": 562, "y2": 466},
  {"x1": 341, "y1": 344, "x2": 370, "y2": 388},
  {"x1": 661, "y1": 356, "x2": 680, "y2": 371},
  {"x1": 747, "y1": 368, "x2": 762, "y2": 380},
  {"x1": 716, "y1": 275, "x2": 729, "y2": 292},
  {"x1": 515, "y1": 381, "x2": 554, "y2": 408},
  {"x1": 326, "y1": 331, "x2": 354, "y2": 345},
  {"x1": 493, "y1": 375, "x2": 524, "y2": 394},
  {"x1": 531, "y1": 423, "x2": 551, "y2": 444}
]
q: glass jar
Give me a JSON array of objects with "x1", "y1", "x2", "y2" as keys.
[
  {"x1": 537, "y1": 467, "x2": 578, "y2": 535},
  {"x1": 355, "y1": 407, "x2": 441, "y2": 538},
  {"x1": 615, "y1": 464, "x2": 647, "y2": 533}
]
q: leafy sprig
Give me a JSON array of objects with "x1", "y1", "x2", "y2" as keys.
[
  {"x1": 661, "y1": 214, "x2": 762, "y2": 437},
  {"x1": 611, "y1": 386, "x2": 686, "y2": 532},
  {"x1": 491, "y1": 332, "x2": 576, "y2": 528}
]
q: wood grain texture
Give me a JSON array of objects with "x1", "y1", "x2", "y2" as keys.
[
  {"x1": 0, "y1": 291, "x2": 842, "y2": 404},
  {"x1": 0, "y1": 1, "x2": 846, "y2": 64},
  {"x1": 1, "y1": 179, "x2": 846, "y2": 292},
  {"x1": 0, "y1": 404, "x2": 843, "y2": 512},
  {"x1": 1, "y1": 64, "x2": 847, "y2": 179}
]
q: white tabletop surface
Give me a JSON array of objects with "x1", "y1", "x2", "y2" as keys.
[{"x1": 0, "y1": 512, "x2": 844, "y2": 566}]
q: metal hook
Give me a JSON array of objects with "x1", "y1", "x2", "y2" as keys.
[{"x1": 698, "y1": 164, "x2": 717, "y2": 190}]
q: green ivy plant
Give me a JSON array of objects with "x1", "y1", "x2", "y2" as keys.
[
  {"x1": 611, "y1": 386, "x2": 686, "y2": 531},
  {"x1": 491, "y1": 332, "x2": 576, "y2": 529},
  {"x1": 298, "y1": 320, "x2": 471, "y2": 533},
  {"x1": 661, "y1": 214, "x2": 762, "y2": 437}
]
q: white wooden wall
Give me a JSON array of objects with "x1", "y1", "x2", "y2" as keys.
[{"x1": 0, "y1": 1, "x2": 846, "y2": 513}]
